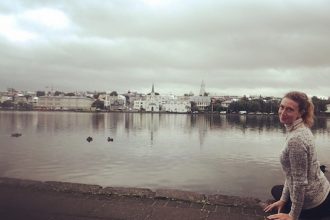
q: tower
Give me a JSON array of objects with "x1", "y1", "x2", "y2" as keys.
[{"x1": 199, "y1": 80, "x2": 206, "y2": 96}]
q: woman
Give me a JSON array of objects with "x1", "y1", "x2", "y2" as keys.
[{"x1": 264, "y1": 91, "x2": 330, "y2": 220}]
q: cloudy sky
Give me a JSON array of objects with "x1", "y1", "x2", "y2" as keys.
[{"x1": 1, "y1": 0, "x2": 330, "y2": 97}]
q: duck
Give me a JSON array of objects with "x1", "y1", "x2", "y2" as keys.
[
  {"x1": 107, "y1": 137, "x2": 114, "y2": 142},
  {"x1": 86, "y1": 136, "x2": 93, "y2": 142},
  {"x1": 11, "y1": 133, "x2": 22, "y2": 137},
  {"x1": 320, "y1": 165, "x2": 327, "y2": 173}
]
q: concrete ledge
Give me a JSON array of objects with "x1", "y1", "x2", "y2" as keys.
[
  {"x1": 101, "y1": 186, "x2": 155, "y2": 198},
  {"x1": 0, "y1": 177, "x2": 47, "y2": 190},
  {"x1": 155, "y1": 189, "x2": 205, "y2": 203},
  {"x1": 0, "y1": 177, "x2": 262, "y2": 209},
  {"x1": 44, "y1": 181, "x2": 103, "y2": 194},
  {"x1": 207, "y1": 194, "x2": 261, "y2": 208}
]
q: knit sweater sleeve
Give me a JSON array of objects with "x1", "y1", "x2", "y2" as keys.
[
  {"x1": 287, "y1": 137, "x2": 308, "y2": 220},
  {"x1": 280, "y1": 179, "x2": 290, "y2": 202}
]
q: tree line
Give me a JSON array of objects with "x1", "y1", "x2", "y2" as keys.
[
  {"x1": 1, "y1": 93, "x2": 329, "y2": 114},
  {"x1": 205, "y1": 96, "x2": 329, "y2": 115}
]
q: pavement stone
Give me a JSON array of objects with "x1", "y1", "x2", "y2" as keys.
[
  {"x1": 0, "y1": 177, "x2": 273, "y2": 220},
  {"x1": 45, "y1": 181, "x2": 103, "y2": 195},
  {"x1": 207, "y1": 212, "x2": 230, "y2": 220},
  {"x1": 102, "y1": 186, "x2": 155, "y2": 198},
  {"x1": 155, "y1": 189, "x2": 205, "y2": 203},
  {"x1": 148, "y1": 206, "x2": 209, "y2": 220}
]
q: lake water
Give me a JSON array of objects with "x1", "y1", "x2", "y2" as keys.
[{"x1": 0, "y1": 111, "x2": 329, "y2": 200}]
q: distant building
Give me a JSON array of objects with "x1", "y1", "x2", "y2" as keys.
[
  {"x1": 146, "y1": 84, "x2": 161, "y2": 111},
  {"x1": 122, "y1": 91, "x2": 143, "y2": 110},
  {"x1": 221, "y1": 100, "x2": 233, "y2": 108},
  {"x1": 189, "y1": 81, "x2": 211, "y2": 111},
  {"x1": 189, "y1": 96, "x2": 211, "y2": 111},
  {"x1": 199, "y1": 80, "x2": 206, "y2": 96},
  {"x1": 110, "y1": 95, "x2": 126, "y2": 110},
  {"x1": 100, "y1": 93, "x2": 126, "y2": 110},
  {"x1": 326, "y1": 104, "x2": 330, "y2": 113},
  {"x1": 133, "y1": 84, "x2": 160, "y2": 112},
  {"x1": 133, "y1": 85, "x2": 191, "y2": 112},
  {"x1": 133, "y1": 99, "x2": 145, "y2": 111},
  {"x1": 36, "y1": 96, "x2": 94, "y2": 110},
  {"x1": 14, "y1": 95, "x2": 29, "y2": 104},
  {"x1": 145, "y1": 84, "x2": 160, "y2": 111},
  {"x1": 0, "y1": 94, "x2": 11, "y2": 103},
  {"x1": 162, "y1": 100, "x2": 190, "y2": 113}
]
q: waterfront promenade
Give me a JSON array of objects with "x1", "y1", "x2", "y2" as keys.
[{"x1": 0, "y1": 177, "x2": 269, "y2": 220}]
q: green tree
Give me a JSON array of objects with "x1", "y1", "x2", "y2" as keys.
[
  {"x1": 91, "y1": 100, "x2": 104, "y2": 109},
  {"x1": 18, "y1": 102, "x2": 33, "y2": 110},
  {"x1": 228, "y1": 101, "x2": 240, "y2": 113},
  {"x1": 263, "y1": 101, "x2": 272, "y2": 113},
  {"x1": 312, "y1": 96, "x2": 327, "y2": 114},
  {"x1": 36, "y1": 91, "x2": 45, "y2": 97},
  {"x1": 212, "y1": 100, "x2": 226, "y2": 112},
  {"x1": 54, "y1": 91, "x2": 63, "y2": 96},
  {"x1": 93, "y1": 94, "x2": 99, "y2": 99},
  {"x1": 247, "y1": 100, "x2": 260, "y2": 113},
  {"x1": 1, "y1": 100, "x2": 15, "y2": 108},
  {"x1": 24, "y1": 95, "x2": 31, "y2": 101},
  {"x1": 110, "y1": 91, "x2": 118, "y2": 96},
  {"x1": 190, "y1": 101, "x2": 199, "y2": 112}
]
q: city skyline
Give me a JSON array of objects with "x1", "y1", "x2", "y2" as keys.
[{"x1": 1, "y1": 0, "x2": 330, "y2": 97}]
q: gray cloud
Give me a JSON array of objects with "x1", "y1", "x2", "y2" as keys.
[{"x1": 1, "y1": 0, "x2": 330, "y2": 97}]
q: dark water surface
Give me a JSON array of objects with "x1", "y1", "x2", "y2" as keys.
[{"x1": 1, "y1": 111, "x2": 329, "y2": 200}]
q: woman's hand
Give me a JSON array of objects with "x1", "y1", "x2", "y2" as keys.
[
  {"x1": 267, "y1": 213, "x2": 293, "y2": 220},
  {"x1": 264, "y1": 200, "x2": 286, "y2": 213}
]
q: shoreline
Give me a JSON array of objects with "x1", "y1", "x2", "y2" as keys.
[
  {"x1": 1, "y1": 109, "x2": 330, "y2": 117},
  {"x1": 0, "y1": 176, "x2": 270, "y2": 219},
  {"x1": 0, "y1": 177, "x2": 263, "y2": 209}
]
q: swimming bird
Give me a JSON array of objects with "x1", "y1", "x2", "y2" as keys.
[
  {"x1": 11, "y1": 133, "x2": 22, "y2": 137},
  {"x1": 86, "y1": 136, "x2": 93, "y2": 142},
  {"x1": 107, "y1": 137, "x2": 113, "y2": 142},
  {"x1": 320, "y1": 165, "x2": 327, "y2": 173}
]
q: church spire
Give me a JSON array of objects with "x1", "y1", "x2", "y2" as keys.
[{"x1": 152, "y1": 83, "x2": 154, "y2": 94}]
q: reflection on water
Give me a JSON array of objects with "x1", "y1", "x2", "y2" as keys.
[{"x1": 0, "y1": 111, "x2": 330, "y2": 200}]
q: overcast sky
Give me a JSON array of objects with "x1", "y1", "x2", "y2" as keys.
[{"x1": 1, "y1": 0, "x2": 330, "y2": 97}]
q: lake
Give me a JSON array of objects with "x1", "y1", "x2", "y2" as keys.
[{"x1": 0, "y1": 111, "x2": 329, "y2": 200}]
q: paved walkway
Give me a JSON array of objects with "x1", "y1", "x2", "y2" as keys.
[{"x1": 0, "y1": 177, "x2": 271, "y2": 220}]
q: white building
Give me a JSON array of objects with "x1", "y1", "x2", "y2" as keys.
[
  {"x1": 102, "y1": 94, "x2": 126, "y2": 110},
  {"x1": 189, "y1": 96, "x2": 211, "y2": 111},
  {"x1": 0, "y1": 95, "x2": 11, "y2": 103},
  {"x1": 162, "y1": 100, "x2": 190, "y2": 113},
  {"x1": 133, "y1": 85, "x2": 192, "y2": 113},
  {"x1": 122, "y1": 91, "x2": 143, "y2": 110},
  {"x1": 221, "y1": 100, "x2": 233, "y2": 108},
  {"x1": 133, "y1": 85, "x2": 161, "y2": 112},
  {"x1": 36, "y1": 96, "x2": 94, "y2": 110},
  {"x1": 110, "y1": 94, "x2": 126, "y2": 110},
  {"x1": 326, "y1": 104, "x2": 330, "y2": 113},
  {"x1": 186, "y1": 80, "x2": 212, "y2": 111},
  {"x1": 133, "y1": 99, "x2": 145, "y2": 111}
]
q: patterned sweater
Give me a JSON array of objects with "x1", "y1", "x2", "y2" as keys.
[{"x1": 280, "y1": 118, "x2": 330, "y2": 220}]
